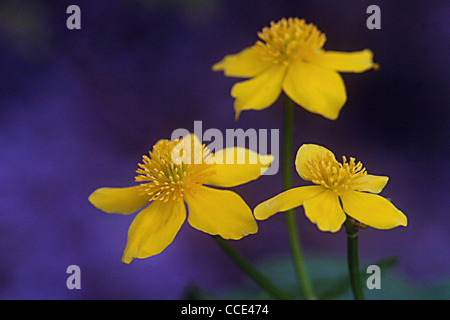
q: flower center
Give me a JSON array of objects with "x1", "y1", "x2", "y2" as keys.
[
  {"x1": 135, "y1": 138, "x2": 215, "y2": 203},
  {"x1": 256, "y1": 17, "x2": 326, "y2": 65},
  {"x1": 304, "y1": 153, "x2": 367, "y2": 195}
]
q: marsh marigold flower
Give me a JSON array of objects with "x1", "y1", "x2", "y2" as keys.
[
  {"x1": 89, "y1": 134, "x2": 273, "y2": 263},
  {"x1": 213, "y1": 17, "x2": 377, "y2": 120},
  {"x1": 255, "y1": 144, "x2": 407, "y2": 232}
]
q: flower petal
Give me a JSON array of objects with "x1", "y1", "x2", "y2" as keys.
[
  {"x1": 231, "y1": 64, "x2": 287, "y2": 120},
  {"x1": 212, "y1": 45, "x2": 273, "y2": 78},
  {"x1": 340, "y1": 190, "x2": 407, "y2": 229},
  {"x1": 295, "y1": 144, "x2": 336, "y2": 181},
  {"x1": 309, "y1": 49, "x2": 376, "y2": 73},
  {"x1": 88, "y1": 186, "x2": 150, "y2": 215},
  {"x1": 185, "y1": 186, "x2": 258, "y2": 240},
  {"x1": 349, "y1": 174, "x2": 389, "y2": 194},
  {"x1": 282, "y1": 61, "x2": 347, "y2": 120},
  {"x1": 254, "y1": 185, "x2": 324, "y2": 220},
  {"x1": 303, "y1": 190, "x2": 346, "y2": 232},
  {"x1": 170, "y1": 133, "x2": 208, "y2": 165},
  {"x1": 122, "y1": 199, "x2": 186, "y2": 263},
  {"x1": 206, "y1": 147, "x2": 274, "y2": 187}
]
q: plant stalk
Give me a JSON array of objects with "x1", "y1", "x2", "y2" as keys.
[
  {"x1": 213, "y1": 236, "x2": 292, "y2": 300},
  {"x1": 283, "y1": 95, "x2": 316, "y2": 300},
  {"x1": 344, "y1": 217, "x2": 365, "y2": 300}
]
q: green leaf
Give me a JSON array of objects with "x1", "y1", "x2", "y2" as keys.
[{"x1": 186, "y1": 254, "x2": 448, "y2": 300}]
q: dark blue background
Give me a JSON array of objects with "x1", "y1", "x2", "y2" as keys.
[{"x1": 0, "y1": 0, "x2": 448, "y2": 299}]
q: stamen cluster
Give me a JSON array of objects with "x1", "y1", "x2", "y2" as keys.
[
  {"x1": 135, "y1": 139, "x2": 215, "y2": 202},
  {"x1": 303, "y1": 153, "x2": 367, "y2": 195},
  {"x1": 256, "y1": 17, "x2": 326, "y2": 64}
]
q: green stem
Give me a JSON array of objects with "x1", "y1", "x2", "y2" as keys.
[
  {"x1": 344, "y1": 217, "x2": 365, "y2": 300},
  {"x1": 283, "y1": 95, "x2": 316, "y2": 300},
  {"x1": 213, "y1": 236, "x2": 292, "y2": 300}
]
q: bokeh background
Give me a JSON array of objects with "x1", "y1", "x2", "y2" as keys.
[{"x1": 0, "y1": 0, "x2": 448, "y2": 299}]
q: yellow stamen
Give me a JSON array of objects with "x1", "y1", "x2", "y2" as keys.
[
  {"x1": 256, "y1": 17, "x2": 326, "y2": 64},
  {"x1": 135, "y1": 138, "x2": 215, "y2": 202},
  {"x1": 304, "y1": 153, "x2": 367, "y2": 195}
]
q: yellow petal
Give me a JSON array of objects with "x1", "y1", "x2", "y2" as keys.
[
  {"x1": 231, "y1": 64, "x2": 287, "y2": 120},
  {"x1": 309, "y1": 49, "x2": 375, "y2": 73},
  {"x1": 254, "y1": 185, "x2": 324, "y2": 220},
  {"x1": 349, "y1": 174, "x2": 389, "y2": 194},
  {"x1": 122, "y1": 199, "x2": 186, "y2": 263},
  {"x1": 206, "y1": 147, "x2": 274, "y2": 187},
  {"x1": 212, "y1": 45, "x2": 273, "y2": 78},
  {"x1": 295, "y1": 144, "x2": 336, "y2": 181},
  {"x1": 340, "y1": 190, "x2": 407, "y2": 229},
  {"x1": 282, "y1": 61, "x2": 347, "y2": 120},
  {"x1": 171, "y1": 133, "x2": 207, "y2": 165},
  {"x1": 88, "y1": 186, "x2": 150, "y2": 215},
  {"x1": 303, "y1": 189, "x2": 346, "y2": 232},
  {"x1": 185, "y1": 186, "x2": 258, "y2": 240}
]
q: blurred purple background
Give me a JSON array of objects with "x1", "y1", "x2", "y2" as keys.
[{"x1": 0, "y1": 0, "x2": 448, "y2": 299}]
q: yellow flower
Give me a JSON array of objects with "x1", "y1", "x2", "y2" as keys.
[
  {"x1": 213, "y1": 17, "x2": 377, "y2": 120},
  {"x1": 255, "y1": 144, "x2": 407, "y2": 232},
  {"x1": 89, "y1": 134, "x2": 273, "y2": 263}
]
